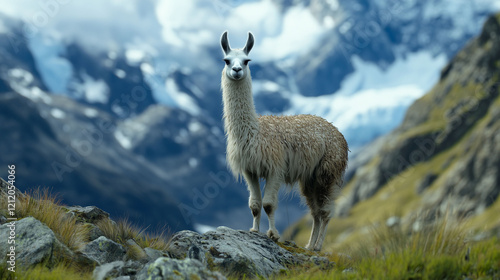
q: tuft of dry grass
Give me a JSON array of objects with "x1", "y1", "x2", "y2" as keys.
[
  {"x1": 1, "y1": 188, "x2": 90, "y2": 251},
  {"x1": 373, "y1": 210, "x2": 467, "y2": 257},
  {"x1": 343, "y1": 209, "x2": 469, "y2": 263},
  {"x1": 96, "y1": 217, "x2": 171, "y2": 252}
]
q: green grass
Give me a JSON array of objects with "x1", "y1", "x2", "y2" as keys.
[
  {"x1": 3, "y1": 264, "x2": 92, "y2": 280},
  {"x1": 274, "y1": 212, "x2": 500, "y2": 280}
]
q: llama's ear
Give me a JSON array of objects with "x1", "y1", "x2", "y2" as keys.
[
  {"x1": 243, "y1": 32, "x2": 254, "y2": 55},
  {"x1": 221, "y1": 31, "x2": 231, "y2": 55}
]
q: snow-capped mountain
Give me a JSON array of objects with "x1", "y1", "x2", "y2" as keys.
[{"x1": 0, "y1": 0, "x2": 499, "y2": 232}]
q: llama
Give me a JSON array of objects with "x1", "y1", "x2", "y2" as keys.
[{"x1": 220, "y1": 31, "x2": 348, "y2": 251}]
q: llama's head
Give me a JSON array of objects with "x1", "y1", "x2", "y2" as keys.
[{"x1": 220, "y1": 31, "x2": 254, "y2": 81}]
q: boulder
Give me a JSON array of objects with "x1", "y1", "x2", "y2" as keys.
[
  {"x1": 81, "y1": 236, "x2": 126, "y2": 265},
  {"x1": 144, "y1": 247, "x2": 166, "y2": 261},
  {"x1": 0, "y1": 217, "x2": 76, "y2": 268},
  {"x1": 65, "y1": 205, "x2": 110, "y2": 223},
  {"x1": 168, "y1": 226, "x2": 304, "y2": 278},
  {"x1": 93, "y1": 260, "x2": 144, "y2": 280},
  {"x1": 87, "y1": 223, "x2": 106, "y2": 241}
]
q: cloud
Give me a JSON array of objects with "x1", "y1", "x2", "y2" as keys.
[
  {"x1": 0, "y1": 0, "x2": 163, "y2": 52},
  {"x1": 1, "y1": 0, "x2": 328, "y2": 66},
  {"x1": 155, "y1": 0, "x2": 327, "y2": 62}
]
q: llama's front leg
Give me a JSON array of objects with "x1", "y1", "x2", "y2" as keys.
[
  {"x1": 243, "y1": 172, "x2": 261, "y2": 232},
  {"x1": 263, "y1": 176, "x2": 280, "y2": 241}
]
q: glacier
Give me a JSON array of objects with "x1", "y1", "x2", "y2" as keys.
[{"x1": 286, "y1": 51, "x2": 448, "y2": 149}]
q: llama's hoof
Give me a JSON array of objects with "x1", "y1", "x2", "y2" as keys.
[
  {"x1": 267, "y1": 229, "x2": 280, "y2": 241},
  {"x1": 249, "y1": 228, "x2": 259, "y2": 233},
  {"x1": 305, "y1": 244, "x2": 320, "y2": 251}
]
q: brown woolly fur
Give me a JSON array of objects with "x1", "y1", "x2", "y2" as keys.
[{"x1": 220, "y1": 31, "x2": 348, "y2": 251}]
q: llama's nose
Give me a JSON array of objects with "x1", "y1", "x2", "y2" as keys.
[{"x1": 233, "y1": 66, "x2": 242, "y2": 73}]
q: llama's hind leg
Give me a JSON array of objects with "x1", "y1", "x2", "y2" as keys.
[
  {"x1": 313, "y1": 211, "x2": 332, "y2": 251},
  {"x1": 305, "y1": 215, "x2": 321, "y2": 250},
  {"x1": 312, "y1": 183, "x2": 338, "y2": 251},
  {"x1": 301, "y1": 180, "x2": 321, "y2": 250},
  {"x1": 244, "y1": 171, "x2": 261, "y2": 232},
  {"x1": 263, "y1": 175, "x2": 281, "y2": 241}
]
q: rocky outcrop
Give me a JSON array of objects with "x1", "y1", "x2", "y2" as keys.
[
  {"x1": 0, "y1": 184, "x2": 333, "y2": 279},
  {"x1": 168, "y1": 227, "x2": 312, "y2": 278},
  {"x1": 336, "y1": 13, "x2": 500, "y2": 218}
]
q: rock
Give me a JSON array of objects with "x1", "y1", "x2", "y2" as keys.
[
  {"x1": 309, "y1": 255, "x2": 334, "y2": 269},
  {"x1": 168, "y1": 226, "x2": 302, "y2": 278},
  {"x1": 125, "y1": 239, "x2": 148, "y2": 262},
  {"x1": 81, "y1": 236, "x2": 126, "y2": 265},
  {"x1": 65, "y1": 206, "x2": 110, "y2": 223},
  {"x1": 93, "y1": 260, "x2": 144, "y2": 280},
  {"x1": 0, "y1": 217, "x2": 76, "y2": 268},
  {"x1": 144, "y1": 247, "x2": 165, "y2": 261},
  {"x1": 87, "y1": 223, "x2": 105, "y2": 241},
  {"x1": 138, "y1": 257, "x2": 226, "y2": 280},
  {"x1": 343, "y1": 267, "x2": 355, "y2": 273},
  {"x1": 0, "y1": 177, "x2": 25, "y2": 199},
  {"x1": 93, "y1": 261, "x2": 126, "y2": 280},
  {"x1": 386, "y1": 216, "x2": 401, "y2": 228}
]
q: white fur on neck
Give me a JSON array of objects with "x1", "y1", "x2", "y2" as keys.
[{"x1": 221, "y1": 67, "x2": 259, "y2": 176}]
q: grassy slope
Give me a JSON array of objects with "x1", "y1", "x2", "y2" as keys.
[
  {"x1": 288, "y1": 78, "x2": 500, "y2": 254},
  {"x1": 280, "y1": 13, "x2": 500, "y2": 279},
  {"x1": 279, "y1": 86, "x2": 500, "y2": 278}
]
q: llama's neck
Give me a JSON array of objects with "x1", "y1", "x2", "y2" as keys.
[{"x1": 221, "y1": 69, "x2": 259, "y2": 140}]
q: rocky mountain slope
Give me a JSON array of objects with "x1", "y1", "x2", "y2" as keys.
[{"x1": 287, "y1": 12, "x2": 500, "y2": 249}]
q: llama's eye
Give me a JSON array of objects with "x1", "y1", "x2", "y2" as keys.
[
  {"x1": 223, "y1": 59, "x2": 230, "y2": 65},
  {"x1": 243, "y1": 59, "x2": 251, "y2": 66}
]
